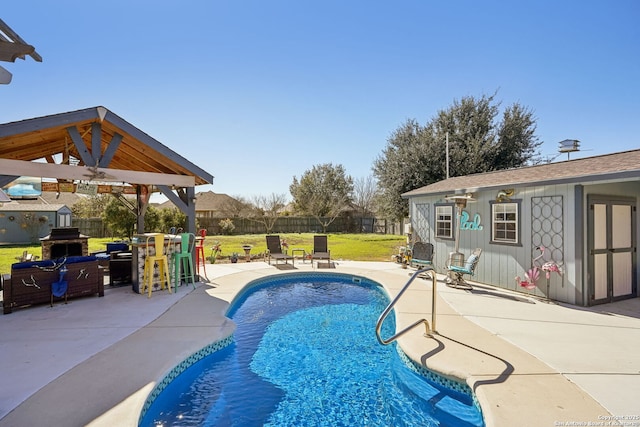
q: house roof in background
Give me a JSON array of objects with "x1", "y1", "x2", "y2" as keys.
[
  {"x1": 158, "y1": 190, "x2": 238, "y2": 211},
  {"x1": 10, "y1": 191, "x2": 85, "y2": 206},
  {"x1": 0, "y1": 202, "x2": 67, "y2": 212},
  {"x1": 403, "y1": 149, "x2": 640, "y2": 198}
]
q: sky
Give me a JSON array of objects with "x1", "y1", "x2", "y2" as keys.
[{"x1": 2, "y1": 1, "x2": 639, "y2": 203}]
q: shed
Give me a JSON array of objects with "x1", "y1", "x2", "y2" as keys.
[
  {"x1": 0, "y1": 202, "x2": 71, "y2": 244},
  {"x1": 403, "y1": 149, "x2": 640, "y2": 306}
]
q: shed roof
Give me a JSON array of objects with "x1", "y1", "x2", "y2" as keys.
[
  {"x1": 403, "y1": 149, "x2": 640, "y2": 198},
  {"x1": 0, "y1": 106, "x2": 213, "y2": 188}
]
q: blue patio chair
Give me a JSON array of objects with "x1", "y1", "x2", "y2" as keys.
[
  {"x1": 410, "y1": 242, "x2": 434, "y2": 269},
  {"x1": 446, "y1": 248, "x2": 482, "y2": 289}
]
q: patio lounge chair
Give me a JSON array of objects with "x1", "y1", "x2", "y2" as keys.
[
  {"x1": 410, "y1": 242, "x2": 434, "y2": 269},
  {"x1": 311, "y1": 235, "x2": 330, "y2": 267},
  {"x1": 266, "y1": 235, "x2": 294, "y2": 266},
  {"x1": 446, "y1": 248, "x2": 482, "y2": 289}
]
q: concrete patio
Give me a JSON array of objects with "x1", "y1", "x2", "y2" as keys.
[{"x1": 0, "y1": 259, "x2": 638, "y2": 426}]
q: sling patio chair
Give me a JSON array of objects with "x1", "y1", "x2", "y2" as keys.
[
  {"x1": 311, "y1": 235, "x2": 331, "y2": 268},
  {"x1": 410, "y1": 242, "x2": 434, "y2": 269},
  {"x1": 265, "y1": 235, "x2": 294, "y2": 266}
]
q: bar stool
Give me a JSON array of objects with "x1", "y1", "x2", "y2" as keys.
[
  {"x1": 173, "y1": 232, "x2": 196, "y2": 292},
  {"x1": 195, "y1": 228, "x2": 208, "y2": 280},
  {"x1": 143, "y1": 233, "x2": 172, "y2": 298}
]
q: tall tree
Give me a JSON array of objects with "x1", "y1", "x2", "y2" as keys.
[
  {"x1": 158, "y1": 207, "x2": 186, "y2": 232},
  {"x1": 103, "y1": 198, "x2": 136, "y2": 238},
  {"x1": 71, "y1": 194, "x2": 112, "y2": 218},
  {"x1": 219, "y1": 195, "x2": 253, "y2": 218},
  {"x1": 290, "y1": 163, "x2": 354, "y2": 233},
  {"x1": 247, "y1": 193, "x2": 287, "y2": 233},
  {"x1": 352, "y1": 175, "x2": 378, "y2": 216},
  {"x1": 374, "y1": 93, "x2": 542, "y2": 220}
]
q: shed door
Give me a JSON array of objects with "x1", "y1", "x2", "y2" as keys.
[{"x1": 588, "y1": 196, "x2": 636, "y2": 305}]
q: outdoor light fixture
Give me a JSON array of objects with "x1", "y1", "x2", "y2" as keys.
[
  {"x1": 445, "y1": 193, "x2": 476, "y2": 209},
  {"x1": 444, "y1": 193, "x2": 477, "y2": 271}
]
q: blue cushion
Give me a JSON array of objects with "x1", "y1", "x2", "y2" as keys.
[
  {"x1": 464, "y1": 254, "x2": 478, "y2": 271},
  {"x1": 449, "y1": 265, "x2": 472, "y2": 274},
  {"x1": 12, "y1": 259, "x2": 56, "y2": 270},
  {"x1": 107, "y1": 242, "x2": 129, "y2": 253},
  {"x1": 11, "y1": 256, "x2": 97, "y2": 270},
  {"x1": 64, "y1": 256, "x2": 97, "y2": 264}
]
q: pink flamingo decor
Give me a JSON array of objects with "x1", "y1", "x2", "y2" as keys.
[
  {"x1": 539, "y1": 246, "x2": 563, "y2": 299},
  {"x1": 515, "y1": 246, "x2": 545, "y2": 290},
  {"x1": 541, "y1": 254, "x2": 562, "y2": 279},
  {"x1": 516, "y1": 246, "x2": 563, "y2": 295}
]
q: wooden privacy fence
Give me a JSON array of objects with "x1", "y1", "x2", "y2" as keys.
[
  {"x1": 72, "y1": 218, "x2": 109, "y2": 238},
  {"x1": 197, "y1": 216, "x2": 405, "y2": 236}
]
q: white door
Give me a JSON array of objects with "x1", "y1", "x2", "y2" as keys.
[{"x1": 588, "y1": 196, "x2": 636, "y2": 305}]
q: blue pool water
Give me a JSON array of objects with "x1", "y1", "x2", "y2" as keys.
[{"x1": 140, "y1": 274, "x2": 484, "y2": 427}]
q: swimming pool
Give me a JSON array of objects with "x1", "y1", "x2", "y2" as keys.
[{"x1": 139, "y1": 273, "x2": 484, "y2": 426}]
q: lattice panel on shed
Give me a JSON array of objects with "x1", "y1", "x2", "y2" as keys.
[
  {"x1": 413, "y1": 203, "x2": 430, "y2": 243},
  {"x1": 531, "y1": 195, "x2": 564, "y2": 267}
]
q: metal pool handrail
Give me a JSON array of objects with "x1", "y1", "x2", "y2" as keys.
[{"x1": 375, "y1": 267, "x2": 437, "y2": 345}]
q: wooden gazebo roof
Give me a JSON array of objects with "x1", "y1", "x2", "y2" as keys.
[
  {"x1": 0, "y1": 106, "x2": 213, "y2": 189},
  {"x1": 0, "y1": 18, "x2": 42, "y2": 63}
]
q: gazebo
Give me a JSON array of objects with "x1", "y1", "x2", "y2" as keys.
[
  {"x1": 0, "y1": 106, "x2": 214, "y2": 235},
  {"x1": 0, "y1": 18, "x2": 42, "y2": 84}
]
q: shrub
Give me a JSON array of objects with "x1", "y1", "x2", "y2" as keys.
[{"x1": 218, "y1": 218, "x2": 235, "y2": 235}]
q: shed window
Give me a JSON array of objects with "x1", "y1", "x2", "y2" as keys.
[
  {"x1": 435, "y1": 204, "x2": 454, "y2": 239},
  {"x1": 492, "y1": 202, "x2": 519, "y2": 244}
]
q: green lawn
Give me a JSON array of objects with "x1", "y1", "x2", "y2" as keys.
[{"x1": 0, "y1": 233, "x2": 407, "y2": 275}]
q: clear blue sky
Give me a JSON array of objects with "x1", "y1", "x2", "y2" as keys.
[{"x1": 2, "y1": 1, "x2": 639, "y2": 202}]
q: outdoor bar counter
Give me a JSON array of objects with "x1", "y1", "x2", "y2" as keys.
[{"x1": 130, "y1": 233, "x2": 181, "y2": 294}]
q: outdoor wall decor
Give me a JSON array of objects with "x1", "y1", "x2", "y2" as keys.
[
  {"x1": 460, "y1": 210, "x2": 483, "y2": 230},
  {"x1": 496, "y1": 189, "x2": 515, "y2": 202}
]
